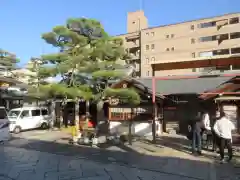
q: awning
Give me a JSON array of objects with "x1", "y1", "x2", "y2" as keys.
[
  {"x1": 0, "y1": 76, "x2": 28, "y2": 88},
  {"x1": 133, "y1": 76, "x2": 234, "y2": 95},
  {"x1": 215, "y1": 96, "x2": 240, "y2": 101}
]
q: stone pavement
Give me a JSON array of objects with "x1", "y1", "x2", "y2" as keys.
[
  {"x1": 0, "y1": 145, "x2": 213, "y2": 180},
  {"x1": 3, "y1": 130, "x2": 239, "y2": 180},
  {"x1": 124, "y1": 137, "x2": 240, "y2": 180}
]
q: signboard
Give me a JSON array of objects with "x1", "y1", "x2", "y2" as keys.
[
  {"x1": 223, "y1": 105, "x2": 238, "y2": 132},
  {"x1": 109, "y1": 106, "x2": 153, "y2": 121},
  {"x1": 0, "y1": 83, "x2": 9, "y2": 87}
]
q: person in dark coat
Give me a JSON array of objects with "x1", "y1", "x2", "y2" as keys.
[{"x1": 192, "y1": 112, "x2": 204, "y2": 155}]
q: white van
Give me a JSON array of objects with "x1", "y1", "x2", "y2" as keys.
[
  {"x1": 0, "y1": 106, "x2": 10, "y2": 142},
  {"x1": 8, "y1": 106, "x2": 52, "y2": 134}
]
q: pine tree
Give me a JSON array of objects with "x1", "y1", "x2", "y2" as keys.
[
  {"x1": 33, "y1": 18, "x2": 140, "y2": 104},
  {"x1": 27, "y1": 18, "x2": 140, "y2": 133},
  {"x1": 0, "y1": 49, "x2": 20, "y2": 76}
]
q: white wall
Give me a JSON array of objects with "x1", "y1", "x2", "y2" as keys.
[{"x1": 109, "y1": 121, "x2": 161, "y2": 137}]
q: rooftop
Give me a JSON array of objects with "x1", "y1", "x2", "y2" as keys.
[{"x1": 114, "y1": 12, "x2": 240, "y2": 36}]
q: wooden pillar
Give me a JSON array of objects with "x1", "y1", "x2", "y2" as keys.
[{"x1": 73, "y1": 99, "x2": 80, "y2": 143}]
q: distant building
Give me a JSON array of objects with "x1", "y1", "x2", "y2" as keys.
[
  {"x1": 11, "y1": 61, "x2": 56, "y2": 85},
  {"x1": 0, "y1": 50, "x2": 18, "y2": 77},
  {"x1": 117, "y1": 10, "x2": 240, "y2": 77}
]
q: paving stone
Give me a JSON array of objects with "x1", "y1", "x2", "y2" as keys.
[
  {"x1": 45, "y1": 170, "x2": 82, "y2": 180},
  {"x1": 0, "y1": 176, "x2": 12, "y2": 180},
  {"x1": 8, "y1": 163, "x2": 36, "y2": 179},
  {"x1": 16, "y1": 171, "x2": 35, "y2": 180},
  {"x1": 1, "y1": 145, "x2": 238, "y2": 180}
]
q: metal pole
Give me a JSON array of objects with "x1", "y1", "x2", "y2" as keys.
[
  {"x1": 152, "y1": 77, "x2": 156, "y2": 143},
  {"x1": 128, "y1": 107, "x2": 133, "y2": 145}
]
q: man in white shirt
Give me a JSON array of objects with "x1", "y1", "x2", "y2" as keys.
[{"x1": 213, "y1": 110, "x2": 235, "y2": 163}]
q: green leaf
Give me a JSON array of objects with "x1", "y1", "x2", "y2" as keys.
[
  {"x1": 39, "y1": 17, "x2": 130, "y2": 102},
  {"x1": 92, "y1": 70, "x2": 124, "y2": 79},
  {"x1": 104, "y1": 88, "x2": 140, "y2": 105}
]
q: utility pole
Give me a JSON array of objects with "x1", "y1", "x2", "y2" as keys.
[{"x1": 30, "y1": 57, "x2": 42, "y2": 105}]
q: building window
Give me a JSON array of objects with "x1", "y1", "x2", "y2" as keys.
[
  {"x1": 199, "y1": 49, "x2": 230, "y2": 57},
  {"x1": 166, "y1": 48, "x2": 170, "y2": 51},
  {"x1": 151, "y1": 32, "x2": 155, "y2": 36},
  {"x1": 146, "y1": 32, "x2": 149, "y2": 36},
  {"x1": 231, "y1": 47, "x2": 240, "y2": 54},
  {"x1": 198, "y1": 21, "x2": 216, "y2": 28},
  {"x1": 171, "y1": 47, "x2": 175, "y2": 51},
  {"x1": 213, "y1": 49, "x2": 230, "y2": 55},
  {"x1": 230, "y1": 32, "x2": 240, "y2": 39},
  {"x1": 166, "y1": 35, "x2": 169, "y2": 39},
  {"x1": 190, "y1": 25, "x2": 194, "y2": 30},
  {"x1": 132, "y1": 21, "x2": 136, "y2": 24},
  {"x1": 146, "y1": 45, "x2": 149, "y2": 50},
  {"x1": 171, "y1": 34, "x2": 174, "y2": 38},
  {"x1": 192, "y1": 52, "x2": 195, "y2": 58},
  {"x1": 146, "y1": 58, "x2": 149, "y2": 64},
  {"x1": 146, "y1": 71, "x2": 150, "y2": 76},
  {"x1": 229, "y1": 17, "x2": 239, "y2": 24},
  {"x1": 192, "y1": 68, "x2": 197, "y2": 72},
  {"x1": 151, "y1": 57, "x2": 155, "y2": 61},
  {"x1": 191, "y1": 38, "x2": 195, "y2": 44},
  {"x1": 151, "y1": 44, "x2": 155, "y2": 49},
  {"x1": 199, "y1": 35, "x2": 217, "y2": 42},
  {"x1": 199, "y1": 51, "x2": 213, "y2": 57}
]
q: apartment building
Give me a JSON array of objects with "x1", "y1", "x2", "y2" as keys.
[
  {"x1": 0, "y1": 50, "x2": 18, "y2": 77},
  {"x1": 117, "y1": 10, "x2": 240, "y2": 77}
]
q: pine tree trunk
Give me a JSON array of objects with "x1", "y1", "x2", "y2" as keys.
[
  {"x1": 73, "y1": 99, "x2": 80, "y2": 143},
  {"x1": 50, "y1": 100, "x2": 56, "y2": 129}
]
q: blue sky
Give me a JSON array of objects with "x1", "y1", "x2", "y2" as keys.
[{"x1": 0, "y1": 0, "x2": 239, "y2": 67}]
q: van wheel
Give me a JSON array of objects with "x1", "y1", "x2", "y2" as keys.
[
  {"x1": 13, "y1": 126, "x2": 21, "y2": 134},
  {"x1": 41, "y1": 123, "x2": 48, "y2": 129}
]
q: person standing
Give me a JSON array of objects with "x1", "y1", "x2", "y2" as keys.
[
  {"x1": 192, "y1": 112, "x2": 203, "y2": 155},
  {"x1": 213, "y1": 110, "x2": 235, "y2": 163},
  {"x1": 192, "y1": 110, "x2": 211, "y2": 155}
]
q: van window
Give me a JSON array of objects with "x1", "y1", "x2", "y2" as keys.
[
  {"x1": 32, "y1": 109, "x2": 41, "y2": 116},
  {"x1": 0, "y1": 108, "x2": 7, "y2": 119},
  {"x1": 8, "y1": 110, "x2": 20, "y2": 118},
  {"x1": 20, "y1": 110, "x2": 30, "y2": 118},
  {"x1": 41, "y1": 109, "x2": 48, "y2": 115}
]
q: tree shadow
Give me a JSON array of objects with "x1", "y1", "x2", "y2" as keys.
[
  {"x1": 139, "y1": 134, "x2": 240, "y2": 161},
  {"x1": 2, "y1": 136, "x2": 220, "y2": 180}
]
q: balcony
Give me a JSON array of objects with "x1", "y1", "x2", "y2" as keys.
[
  {"x1": 125, "y1": 32, "x2": 140, "y2": 41},
  {"x1": 216, "y1": 19, "x2": 228, "y2": 30},
  {"x1": 129, "y1": 53, "x2": 140, "y2": 60},
  {"x1": 126, "y1": 40, "x2": 140, "y2": 49},
  {"x1": 0, "y1": 67, "x2": 12, "y2": 77},
  {"x1": 217, "y1": 22, "x2": 240, "y2": 34},
  {"x1": 218, "y1": 38, "x2": 240, "y2": 49},
  {"x1": 197, "y1": 40, "x2": 219, "y2": 49}
]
